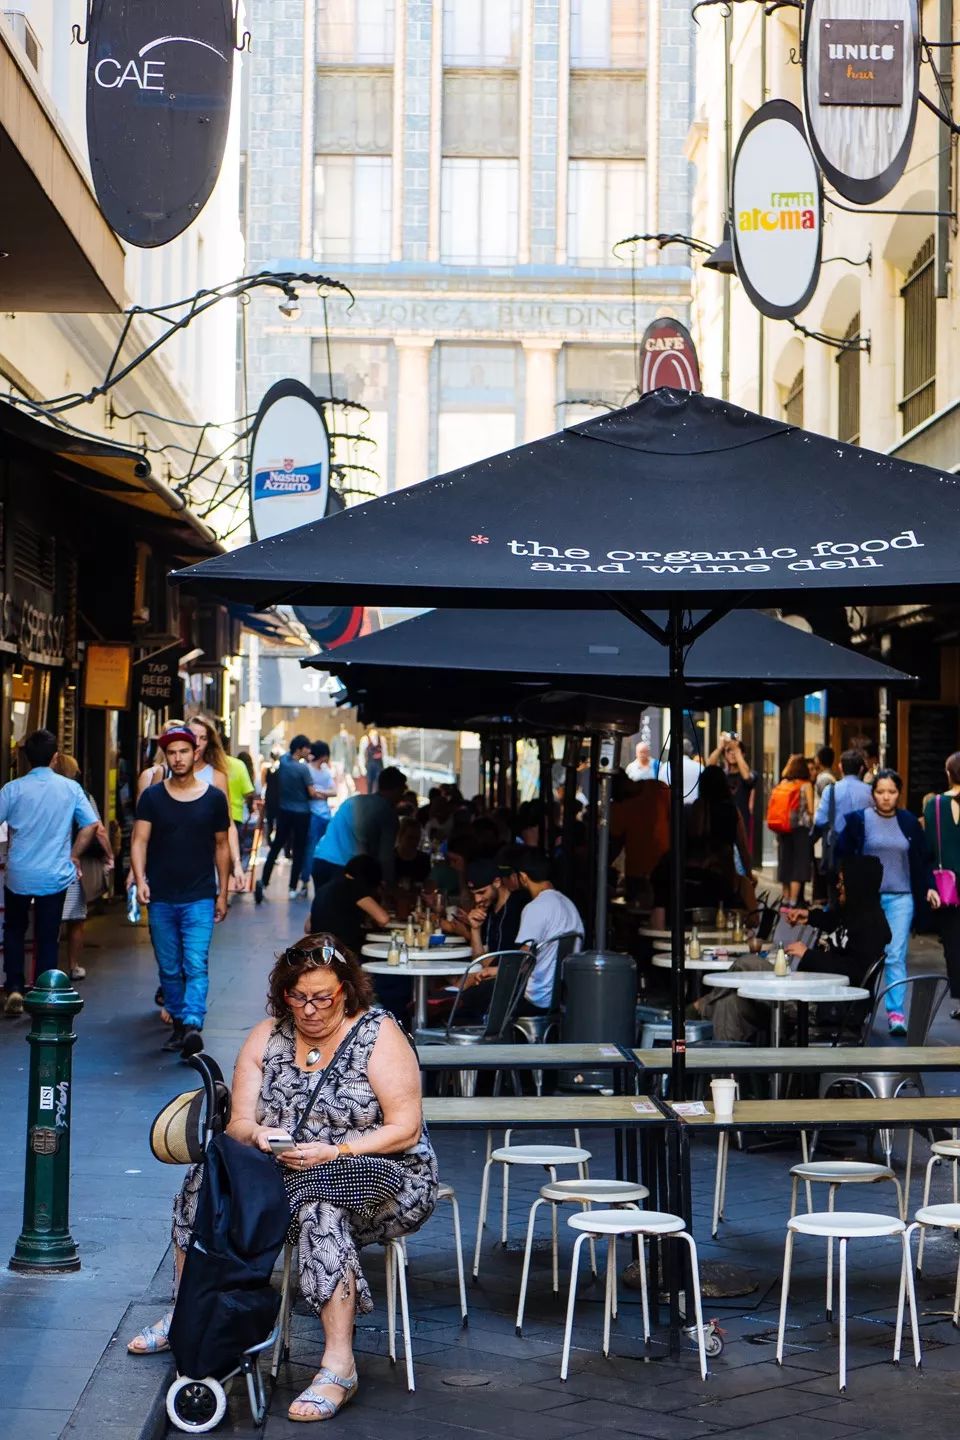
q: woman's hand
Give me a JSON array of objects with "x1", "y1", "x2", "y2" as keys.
[
  {"x1": 276, "y1": 1141, "x2": 341, "y2": 1169},
  {"x1": 253, "y1": 1126, "x2": 292, "y2": 1154},
  {"x1": 927, "y1": 887, "x2": 942, "y2": 910},
  {"x1": 785, "y1": 941, "x2": 807, "y2": 959},
  {"x1": 785, "y1": 907, "x2": 808, "y2": 925}
]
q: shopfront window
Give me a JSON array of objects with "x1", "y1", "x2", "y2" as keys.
[{"x1": 436, "y1": 343, "x2": 518, "y2": 473}]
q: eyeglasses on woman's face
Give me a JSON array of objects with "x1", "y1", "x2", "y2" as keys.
[{"x1": 285, "y1": 984, "x2": 344, "y2": 1011}]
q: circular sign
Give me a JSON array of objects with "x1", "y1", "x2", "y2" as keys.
[
  {"x1": 249, "y1": 380, "x2": 331, "y2": 541},
  {"x1": 731, "y1": 100, "x2": 823, "y2": 320},
  {"x1": 640, "y1": 318, "x2": 702, "y2": 394},
  {"x1": 86, "y1": 0, "x2": 235, "y2": 247},
  {"x1": 802, "y1": 0, "x2": 920, "y2": 205}
]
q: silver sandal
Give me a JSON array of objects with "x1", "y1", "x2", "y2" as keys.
[
  {"x1": 127, "y1": 1312, "x2": 172, "y2": 1354},
  {"x1": 288, "y1": 1367, "x2": 358, "y2": 1422}
]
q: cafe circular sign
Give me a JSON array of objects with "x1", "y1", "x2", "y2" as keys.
[
  {"x1": 639, "y1": 318, "x2": 701, "y2": 394},
  {"x1": 731, "y1": 100, "x2": 823, "y2": 321},
  {"x1": 802, "y1": 0, "x2": 920, "y2": 205}
]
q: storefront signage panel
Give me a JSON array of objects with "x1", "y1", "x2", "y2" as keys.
[
  {"x1": 249, "y1": 380, "x2": 331, "y2": 542},
  {"x1": 86, "y1": 0, "x2": 235, "y2": 247},
  {"x1": 803, "y1": 0, "x2": 920, "y2": 203},
  {"x1": 133, "y1": 644, "x2": 185, "y2": 713},
  {"x1": 0, "y1": 593, "x2": 65, "y2": 665},
  {"x1": 639, "y1": 318, "x2": 701, "y2": 393},
  {"x1": 83, "y1": 643, "x2": 133, "y2": 709},
  {"x1": 731, "y1": 101, "x2": 823, "y2": 321}
]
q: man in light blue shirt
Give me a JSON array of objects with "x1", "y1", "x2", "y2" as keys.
[
  {"x1": 0, "y1": 729, "x2": 97, "y2": 1015},
  {"x1": 815, "y1": 749, "x2": 873, "y2": 836},
  {"x1": 312, "y1": 766, "x2": 406, "y2": 893}
]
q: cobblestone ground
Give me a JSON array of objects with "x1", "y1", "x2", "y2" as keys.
[{"x1": 2, "y1": 867, "x2": 959, "y2": 1439}]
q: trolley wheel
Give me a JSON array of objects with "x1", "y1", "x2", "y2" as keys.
[
  {"x1": 254, "y1": 880, "x2": 264, "y2": 905},
  {"x1": 704, "y1": 1329, "x2": 724, "y2": 1358},
  {"x1": 166, "y1": 1375, "x2": 227, "y2": 1433}
]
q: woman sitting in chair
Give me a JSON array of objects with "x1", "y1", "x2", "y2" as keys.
[
  {"x1": 784, "y1": 854, "x2": 891, "y2": 986},
  {"x1": 128, "y1": 933, "x2": 438, "y2": 1423}
]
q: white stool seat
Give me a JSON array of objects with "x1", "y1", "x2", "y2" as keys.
[
  {"x1": 438, "y1": 1183, "x2": 454, "y2": 1200},
  {"x1": 540, "y1": 1178, "x2": 648, "y2": 1204},
  {"x1": 490, "y1": 1144, "x2": 591, "y2": 1165},
  {"x1": 791, "y1": 1160, "x2": 894, "y2": 1183},
  {"x1": 916, "y1": 1203, "x2": 960, "y2": 1228},
  {"x1": 569, "y1": 1208, "x2": 684, "y2": 1237},
  {"x1": 789, "y1": 1211, "x2": 905, "y2": 1240},
  {"x1": 931, "y1": 1141, "x2": 960, "y2": 1158}
]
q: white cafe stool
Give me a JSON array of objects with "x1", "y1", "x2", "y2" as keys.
[
  {"x1": 713, "y1": 1127, "x2": 814, "y2": 1238},
  {"x1": 436, "y1": 1183, "x2": 469, "y2": 1325},
  {"x1": 473, "y1": 1142, "x2": 592, "y2": 1279},
  {"x1": 789, "y1": 1161, "x2": 905, "y2": 1320},
  {"x1": 484, "y1": 1127, "x2": 590, "y2": 1251},
  {"x1": 775, "y1": 1212, "x2": 920, "y2": 1393},
  {"x1": 917, "y1": 1139, "x2": 960, "y2": 1270},
  {"x1": 515, "y1": 1178, "x2": 650, "y2": 1335},
  {"x1": 560, "y1": 1210, "x2": 709, "y2": 1382},
  {"x1": 905, "y1": 1204, "x2": 960, "y2": 1320}
]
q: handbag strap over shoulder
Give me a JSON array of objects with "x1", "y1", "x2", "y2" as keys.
[
  {"x1": 288, "y1": 1016, "x2": 366, "y2": 1141},
  {"x1": 937, "y1": 794, "x2": 945, "y2": 869}
]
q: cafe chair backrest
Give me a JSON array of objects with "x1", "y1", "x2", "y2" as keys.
[
  {"x1": 446, "y1": 948, "x2": 535, "y2": 1041},
  {"x1": 866, "y1": 972, "x2": 950, "y2": 1046},
  {"x1": 547, "y1": 930, "x2": 582, "y2": 1013}
]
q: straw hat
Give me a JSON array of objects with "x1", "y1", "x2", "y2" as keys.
[{"x1": 149, "y1": 1087, "x2": 224, "y2": 1165}]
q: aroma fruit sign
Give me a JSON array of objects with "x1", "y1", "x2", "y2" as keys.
[
  {"x1": 731, "y1": 101, "x2": 822, "y2": 320},
  {"x1": 803, "y1": 0, "x2": 920, "y2": 203},
  {"x1": 249, "y1": 380, "x2": 331, "y2": 542},
  {"x1": 86, "y1": 0, "x2": 235, "y2": 247}
]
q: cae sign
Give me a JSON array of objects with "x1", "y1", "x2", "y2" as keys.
[
  {"x1": 86, "y1": 2, "x2": 235, "y2": 247},
  {"x1": 639, "y1": 319, "x2": 701, "y2": 394}
]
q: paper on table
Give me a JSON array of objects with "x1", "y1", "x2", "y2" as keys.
[
  {"x1": 632, "y1": 1099, "x2": 659, "y2": 1114},
  {"x1": 599, "y1": 1046, "x2": 622, "y2": 1057},
  {"x1": 671, "y1": 1101, "x2": 709, "y2": 1116}
]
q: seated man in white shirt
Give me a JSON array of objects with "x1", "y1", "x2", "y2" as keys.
[{"x1": 514, "y1": 848, "x2": 584, "y2": 1013}]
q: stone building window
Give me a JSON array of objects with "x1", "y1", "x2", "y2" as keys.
[
  {"x1": 316, "y1": 0, "x2": 395, "y2": 63},
  {"x1": 570, "y1": 0, "x2": 646, "y2": 67},
  {"x1": 436, "y1": 344, "x2": 518, "y2": 472},
  {"x1": 567, "y1": 160, "x2": 645, "y2": 265},
  {"x1": 836, "y1": 313, "x2": 861, "y2": 445},
  {"x1": 900, "y1": 236, "x2": 936, "y2": 434},
  {"x1": 442, "y1": 0, "x2": 521, "y2": 66}
]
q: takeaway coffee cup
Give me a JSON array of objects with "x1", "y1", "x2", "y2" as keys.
[{"x1": 710, "y1": 1077, "x2": 737, "y2": 1122}]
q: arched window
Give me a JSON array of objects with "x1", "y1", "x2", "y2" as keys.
[
  {"x1": 900, "y1": 236, "x2": 935, "y2": 433},
  {"x1": 836, "y1": 313, "x2": 861, "y2": 444},
  {"x1": 783, "y1": 367, "x2": 804, "y2": 427}
]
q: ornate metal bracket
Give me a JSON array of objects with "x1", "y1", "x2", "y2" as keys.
[{"x1": 70, "y1": 0, "x2": 93, "y2": 44}]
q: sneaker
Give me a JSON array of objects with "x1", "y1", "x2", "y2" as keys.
[
  {"x1": 296, "y1": 884, "x2": 310, "y2": 900},
  {"x1": 288, "y1": 889, "x2": 298, "y2": 900},
  {"x1": 161, "y1": 1020, "x2": 186, "y2": 1052},
  {"x1": 888, "y1": 1012, "x2": 907, "y2": 1036},
  {"x1": 180, "y1": 1026, "x2": 203, "y2": 1057},
  {"x1": 70, "y1": 965, "x2": 86, "y2": 981},
  {"x1": 3, "y1": 990, "x2": 24, "y2": 1018}
]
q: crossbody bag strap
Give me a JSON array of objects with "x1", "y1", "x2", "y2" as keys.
[
  {"x1": 289, "y1": 1016, "x2": 366, "y2": 1141},
  {"x1": 937, "y1": 794, "x2": 944, "y2": 869}
]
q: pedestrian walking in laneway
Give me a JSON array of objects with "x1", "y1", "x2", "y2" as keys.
[
  {"x1": 0, "y1": 729, "x2": 99, "y2": 1016},
  {"x1": 312, "y1": 766, "x2": 407, "y2": 892},
  {"x1": 839, "y1": 768, "x2": 939, "y2": 1035},
  {"x1": 258, "y1": 735, "x2": 323, "y2": 901},
  {"x1": 924, "y1": 752, "x2": 960, "y2": 1019},
  {"x1": 298, "y1": 740, "x2": 337, "y2": 897},
  {"x1": 54, "y1": 753, "x2": 114, "y2": 981},
  {"x1": 767, "y1": 754, "x2": 815, "y2": 906},
  {"x1": 131, "y1": 727, "x2": 231, "y2": 1055}
]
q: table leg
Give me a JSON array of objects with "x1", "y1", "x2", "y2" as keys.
[
  {"x1": 796, "y1": 1000, "x2": 809, "y2": 1049},
  {"x1": 771, "y1": 1002, "x2": 782, "y2": 1100},
  {"x1": 413, "y1": 977, "x2": 429, "y2": 1031}
]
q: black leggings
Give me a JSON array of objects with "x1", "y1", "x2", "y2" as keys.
[
  {"x1": 4, "y1": 887, "x2": 67, "y2": 993},
  {"x1": 939, "y1": 906, "x2": 960, "y2": 998},
  {"x1": 262, "y1": 811, "x2": 310, "y2": 890}
]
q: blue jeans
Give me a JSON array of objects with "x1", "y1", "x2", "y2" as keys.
[
  {"x1": 880, "y1": 891, "x2": 913, "y2": 1016},
  {"x1": 149, "y1": 899, "x2": 215, "y2": 1028},
  {"x1": 300, "y1": 813, "x2": 330, "y2": 885}
]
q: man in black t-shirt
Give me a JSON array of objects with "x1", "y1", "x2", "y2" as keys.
[{"x1": 131, "y1": 728, "x2": 230, "y2": 1055}]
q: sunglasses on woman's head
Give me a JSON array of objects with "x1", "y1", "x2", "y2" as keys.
[{"x1": 283, "y1": 942, "x2": 345, "y2": 969}]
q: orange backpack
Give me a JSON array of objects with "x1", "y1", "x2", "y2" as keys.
[{"x1": 766, "y1": 779, "x2": 801, "y2": 834}]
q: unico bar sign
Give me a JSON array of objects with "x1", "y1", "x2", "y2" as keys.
[
  {"x1": 803, "y1": 0, "x2": 920, "y2": 204},
  {"x1": 639, "y1": 318, "x2": 701, "y2": 394},
  {"x1": 86, "y1": 0, "x2": 235, "y2": 247},
  {"x1": 731, "y1": 100, "x2": 822, "y2": 321},
  {"x1": 249, "y1": 380, "x2": 331, "y2": 542}
]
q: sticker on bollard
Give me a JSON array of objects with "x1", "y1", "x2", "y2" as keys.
[{"x1": 9, "y1": 970, "x2": 83, "y2": 1273}]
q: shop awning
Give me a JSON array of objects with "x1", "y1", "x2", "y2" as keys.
[
  {"x1": 0, "y1": 28, "x2": 125, "y2": 311},
  {"x1": 0, "y1": 400, "x2": 220, "y2": 558}
]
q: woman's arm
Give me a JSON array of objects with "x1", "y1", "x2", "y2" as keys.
[
  {"x1": 225, "y1": 1020, "x2": 285, "y2": 1152},
  {"x1": 359, "y1": 1017, "x2": 425, "y2": 1153}
]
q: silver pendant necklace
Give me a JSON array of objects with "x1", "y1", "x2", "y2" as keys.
[{"x1": 305, "y1": 1046, "x2": 322, "y2": 1067}]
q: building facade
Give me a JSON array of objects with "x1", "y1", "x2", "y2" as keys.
[
  {"x1": 242, "y1": 0, "x2": 695, "y2": 498},
  {"x1": 687, "y1": 3, "x2": 960, "y2": 814}
]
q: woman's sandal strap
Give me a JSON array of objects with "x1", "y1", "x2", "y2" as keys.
[
  {"x1": 127, "y1": 1314, "x2": 172, "y2": 1353},
  {"x1": 315, "y1": 1368, "x2": 357, "y2": 1392},
  {"x1": 289, "y1": 1370, "x2": 358, "y2": 1418}
]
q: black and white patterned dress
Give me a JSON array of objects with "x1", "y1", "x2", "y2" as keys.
[{"x1": 172, "y1": 1008, "x2": 438, "y2": 1315}]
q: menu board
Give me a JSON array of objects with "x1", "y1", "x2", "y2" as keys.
[{"x1": 906, "y1": 703, "x2": 959, "y2": 813}]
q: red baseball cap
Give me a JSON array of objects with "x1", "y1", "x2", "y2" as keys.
[{"x1": 157, "y1": 727, "x2": 198, "y2": 750}]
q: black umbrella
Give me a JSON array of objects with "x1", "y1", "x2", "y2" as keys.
[{"x1": 176, "y1": 389, "x2": 952, "y2": 1096}]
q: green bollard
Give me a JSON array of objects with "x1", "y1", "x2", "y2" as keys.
[{"x1": 9, "y1": 969, "x2": 84, "y2": 1273}]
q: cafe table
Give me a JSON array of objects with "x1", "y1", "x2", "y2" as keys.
[
  {"x1": 361, "y1": 953, "x2": 474, "y2": 1030},
  {"x1": 737, "y1": 978, "x2": 867, "y2": 1048},
  {"x1": 702, "y1": 970, "x2": 848, "y2": 990},
  {"x1": 638, "y1": 927, "x2": 728, "y2": 943},
  {"x1": 634, "y1": 1045, "x2": 960, "y2": 1076},
  {"x1": 362, "y1": 940, "x2": 471, "y2": 958},
  {"x1": 652, "y1": 939, "x2": 751, "y2": 955}
]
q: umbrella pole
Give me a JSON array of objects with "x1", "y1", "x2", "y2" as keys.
[
  {"x1": 667, "y1": 605, "x2": 687, "y2": 1103},
  {"x1": 594, "y1": 745, "x2": 612, "y2": 950}
]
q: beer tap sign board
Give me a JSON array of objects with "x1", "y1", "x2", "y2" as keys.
[
  {"x1": 639, "y1": 319, "x2": 701, "y2": 394},
  {"x1": 731, "y1": 101, "x2": 823, "y2": 321},
  {"x1": 802, "y1": 0, "x2": 921, "y2": 204},
  {"x1": 249, "y1": 380, "x2": 331, "y2": 542}
]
